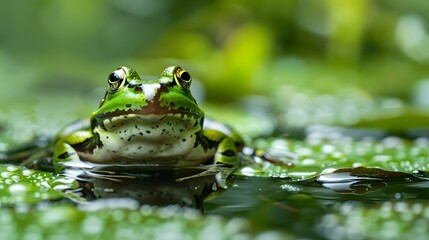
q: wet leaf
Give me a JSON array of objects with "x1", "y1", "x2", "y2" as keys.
[
  {"x1": 243, "y1": 135, "x2": 429, "y2": 180},
  {"x1": 332, "y1": 166, "x2": 410, "y2": 178},
  {"x1": 0, "y1": 165, "x2": 77, "y2": 205}
]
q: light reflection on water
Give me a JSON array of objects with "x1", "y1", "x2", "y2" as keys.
[
  {"x1": 71, "y1": 168, "x2": 225, "y2": 210},
  {"x1": 205, "y1": 173, "x2": 429, "y2": 238}
]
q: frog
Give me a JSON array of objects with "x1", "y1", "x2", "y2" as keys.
[{"x1": 18, "y1": 66, "x2": 245, "y2": 188}]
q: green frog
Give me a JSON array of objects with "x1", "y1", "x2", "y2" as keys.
[{"x1": 18, "y1": 66, "x2": 245, "y2": 188}]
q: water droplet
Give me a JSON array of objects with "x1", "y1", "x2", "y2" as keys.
[
  {"x1": 6, "y1": 166, "x2": 19, "y2": 172},
  {"x1": 280, "y1": 184, "x2": 301, "y2": 192},
  {"x1": 352, "y1": 162, "x2": 363, "y2": 168},
  {"x1": 1, "y1": 172, "x2": 11, "y2": 179},
  {"x1": 321, "y1": 144, "x2": 335, "y2": 154},
  {"x1": 22, "y1": 170, "x2": 33, "y2": 176},
  {"x1": 81, "y1": 216, "x2": 104, "y2": 235},
  {"x1": 11, "y1": 175, "x2": 20, "y2": 182},
  {"x1": 240, "y1": 167, "x2": 256, "y2": 176},
  {"x1": 321, "y1": 168, "x2": 336, "y2": 175},
  {"x1": 393, "y1": 193, "x2": 402, "y2": 201},
  {"x1": 288, "y1": 171, "x2": 318, "y2": 179},
  {"x1": 302, "y1": 158, "x2": 315, "y2": 166},
  {"x1": 9, "y1": 184, "x2": 27, "y2": 195}
]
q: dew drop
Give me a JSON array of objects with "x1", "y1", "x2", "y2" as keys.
[
  {"x1": 1, "y1": 172, "x2": 11, "y2": 179},
  {"x1": 81, "y1": 216, "x2": 104, "y2": 235},
  {"x1": 6, "y1": 166, "x2": 19, "y2": 172},
  {"x1": 22, "y1": 170, "x2": 33, "y2": 176},
  {"x1": 9, "y1": 184, "x2": 27, "y2": 195}
]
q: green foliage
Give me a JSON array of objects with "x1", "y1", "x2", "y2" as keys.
[
  {"x1": 317, "y1": 201, "x2": 429, "y2": 240},
  {"x1": 0, "y1": 165, "x2": 77, "y2": 205},
  {"x1": 245, "y1": 136, "x2": 429, "y2": 180},
  {"x1": 0, "y1": 204, "x2": 277, "y2": 240},
  {"x1": 1, "y1": 0, "x2": 429, "y2": 239}
]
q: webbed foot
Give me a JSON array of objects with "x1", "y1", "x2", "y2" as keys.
[{"x1": 175, "y1": 164, "x2": 237, "y2": 189}]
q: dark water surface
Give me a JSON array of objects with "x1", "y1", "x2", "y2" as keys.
[{"x1": 205, "y1": 174, "x2": 429, "y2": 238}]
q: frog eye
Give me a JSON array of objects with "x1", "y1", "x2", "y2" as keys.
[
  {"x1": 108, "y1": 68, "x2": 127, "y2": 92},
  {"x1": 173, "y1": 67, "x2": 192, "y2": 90}
]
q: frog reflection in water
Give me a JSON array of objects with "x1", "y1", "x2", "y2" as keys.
[{"x1": 32, "y1": 66, "x2": 245, "y2": 188}]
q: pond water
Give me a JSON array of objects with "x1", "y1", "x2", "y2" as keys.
[
  {"x1": 1, "y1": 150, "x2": 428, "y2": 239},
  {"x1": 206, "y1": 172, "x2": 429, "y2": 239},
  {"x1": 1, "y1": 91, "x2": 429, "y2": 239}
]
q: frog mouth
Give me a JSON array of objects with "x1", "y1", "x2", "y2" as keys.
[
  {"x1": 93, "y1": 108, "x2": 202, "y2": 131},
  {"x1": 93, "y1": 97, "x2": 203, "y2": 129},
  {"x1": 94, "y1": 110, "x2": 201, "y2": 137},
  {"x1": 101, "y1": 108, "x2": 201, "y2": 119}
]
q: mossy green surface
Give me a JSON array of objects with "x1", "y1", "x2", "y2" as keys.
[
  {"x1": 2, "y1": 92, "x2": 429, "y2": 239},
  {"x1": 0, "y1": 204, "x2": 286, "y2": 240},
  {"x1": 0, "y1": 165, "x2": 76, "y2": 205},
  {"x1": 240, "y1": 136, "x2": 429, "y2": 180}
]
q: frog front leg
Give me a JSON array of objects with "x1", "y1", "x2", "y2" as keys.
[
  {"x1": 210, "y1": 137, "x2": 240, "y2": 188},
  {"x1": 52, "y1": 130, "x2": 94, "y2": 173},
  {"x1": 177, "y1": 132, "x2": 240, "y2": 189}
]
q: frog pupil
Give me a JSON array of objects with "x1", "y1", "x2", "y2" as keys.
[
  {"x1": 108, "y1": 69, "x2": 127, "y2": 91},
  {"x1": 109, "y1": 72, "x2": 122, "y2": 82},
  {"x1": 180, "y1": 72, "x2": 191, "y2": 81}
]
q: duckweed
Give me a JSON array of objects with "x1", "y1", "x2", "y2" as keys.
[
  {"x1": 1, "y1": 91, "x2": 429, "y2": 239},
  {"x1": 0, "y1": 203, "x2": 288, "y2": 240},
  {"x1": 243, "y1": 134, "x2": 429, "y2": 180},
  {"x1": 0, "y1": 165, "x2": 77, "y2": 205},
  {"x1": 317, "y1": 201, "x2": 429, "y2": 240}
]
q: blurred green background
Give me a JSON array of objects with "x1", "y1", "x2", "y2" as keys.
[
  {"x1": 2, "y1": 2, "x2": 429, "y2": 238},
  {"x1": 1, "y1": 0, "x2": 429, "y2": 137}
]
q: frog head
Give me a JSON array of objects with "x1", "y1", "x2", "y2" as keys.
[
  {"x1": 88, "y1": 66, "x2": 205, "y2": 163},
  {"x1": 93, "y1": 66, "x2": 202, "y2": 120}
]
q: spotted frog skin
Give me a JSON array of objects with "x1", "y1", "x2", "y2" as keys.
[{"x1": 49, "y1": 66, "x2": 243, "y2": 188}]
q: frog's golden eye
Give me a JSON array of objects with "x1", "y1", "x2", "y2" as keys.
[
  {"x1": 108, "y1": 68, "x2": 127, "y2": 92},
  {"x1": 173, "y1": 67, "x2": 192, "y2": 90}
]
